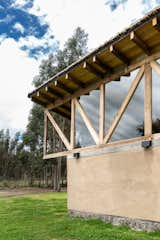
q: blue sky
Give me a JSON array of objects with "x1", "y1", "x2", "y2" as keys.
[
  {"x1": 0, "y1": 0, "x2": 160, "y2": 134},
  {"x1": 0, "y1": 0, "x2": 57, "y2": 58}
]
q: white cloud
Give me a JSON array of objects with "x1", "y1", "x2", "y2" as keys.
[
  {"x1": 29, "y1": 0, "x2": 148, "y2": 50},
  {"x1": 0, "y1": 38, "x2": 39, "y2": 130},
  {"x1": 11, "y1": 0, "x2": 31, "y2": 9},
  {"x1": 19, "y1": 31, "x2": 55, "y2": 49},
  {"x1": 0, "y1": 34, "x2": 7, "y2": 44},
  {"x1": 29, "y1": 0, "x2": 160, "y2": 50},
  {"x1": 13, "y1": 22, "x2": 25, "y2": 33},
  {"x1": 13, "y1": 0, "x2": 27, "y2": 5},
  {"x1": 30, "y1": 0, "x2": 112, "y2": 49},
  {"x1": 18, "y1": 30, "x2": 57, "y2": 59}
]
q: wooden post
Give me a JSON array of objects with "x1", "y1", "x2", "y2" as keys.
[
  {"x1": 144, "y1": 63, "x2": 152, "y2": 136},
  {"x1": 43, "y1": 111, "x2": 48, "y2": 156},
  {"x1": 70, "y1": 99, "x2": 75, "y2": 149},
  {"x1": 99, "y1": 84, "x2": 105, "y2": 144}
]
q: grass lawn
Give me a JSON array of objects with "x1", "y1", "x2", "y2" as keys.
[{"x1": 0, "y1": 192, "x2": 160, "y2": 240}]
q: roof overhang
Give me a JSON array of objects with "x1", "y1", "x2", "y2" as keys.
[{"x1": 28, "y1": 7, "x2": 160, "y2": 119}]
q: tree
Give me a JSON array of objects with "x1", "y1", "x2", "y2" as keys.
[
  {"x1": 137, "y1": 118, "x2": 160, "y2": 136},
  {"x1": 22, "y1": 27, "x2": 88, "y2": 189},
  {"x1": 56, "y1": 27, "x2": 88, "y2": 70}
]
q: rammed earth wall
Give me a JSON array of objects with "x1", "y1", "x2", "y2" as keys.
[{"x1": 67, "y1": 138, "x2": 160, "y2": 230}]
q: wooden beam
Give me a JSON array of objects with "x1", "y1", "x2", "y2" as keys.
[
  {"x1": 92, "y1": 56, "x2": 112, "y2": 73},
  {"x1": 130, "y1": 31, "x2": 150, "y2": 55},
  {"x1": 43, "y1": 134, "x2": 155, "y2": 159},
  {"x1": 150, "y1": 60, "x2": 160, "y2": 75},
  {"x1": 31, "y1": 97, "x2": 46, "y2": 107},
  {"x1": 144, "y1": 63, "x2": 152, "y2": 136},
  {"x1": 74, "y1": 98, "x2": 99, "y2": 145},
  {"x1": 47, "y1": 51, "x2": 160, "y2": 110},
  {"x1": 55, "y1": 81, "x2": 74, "y2": 94},
  {"x1": 45, "y1": 85, "x2": 63, "y2": 98},
  {"x1": 109, "y1": 45, "x2": 129, "y2": 65},
  {"x1": 57, "y1": 105, "x2": 71, "y2": 115},
  {"x1": 38, "y1": 90, "x2": 70, "y2": 114},
  {"x1": 99, "y1": 83, "x2": 105, "y2": 144},
  {"x1": 103, "y1": 65, "x2": 144, "y2": 144},
  {"x1": 83, "y1": 61, "x2": 104, "y2": 78},
  {"x1": 38, "y1": 91, "x2": 55, "y2": 103},
  {"x1": 45, "y1": 110, "x2": 71, "y2": 150},
  {"x1": 61, "y1": 104, "x2": 71, "y2": 112},
  {"x1": 123, "y1": 73, "x2": 131, "y2": 77},
  {"x1": 113, "y1": 78, "x2": 120, "y2": 81},
  {"x1": 65, "y1": 73, "x2": 85, "y2": 88},
  {"x1": 70, "y1": 99, "x2": 75, "y2": 149},
  {"x1": 152, "y1": 17, "x2": 160, "y2": 32},
  {"x1": 53, "y1": 108, "x2": 70, "y2": 119},
  {"x1": 43, "y1": 112, "x2": 48, "y2": 156}
]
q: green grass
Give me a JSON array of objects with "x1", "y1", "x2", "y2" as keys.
[{"x1": 0, "y1": 192, "x2": 160, "y2": 240}]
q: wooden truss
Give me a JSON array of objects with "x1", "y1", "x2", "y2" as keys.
[{"x1": 43, "y1": 55, "x2": 160, "y2": 159}]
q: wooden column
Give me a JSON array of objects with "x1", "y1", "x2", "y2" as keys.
[
  {"x1": 70, "y1": 99, "x2": 75, "y2": 149},
  {"x1": 144, "y1": 63, "x2": 152, "y2": 136},
  {"x1": 43, "y1": 111, "x2": 48, "y2": 156},
  {"x1": 99, "y1": 83, "x2": 105, "y2": 144}
]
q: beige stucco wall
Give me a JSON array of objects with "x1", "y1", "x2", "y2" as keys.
[{"x1": 67, "y1": 144, "x2": 160, "y2": 222}]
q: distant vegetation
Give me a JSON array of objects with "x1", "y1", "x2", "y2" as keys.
[
  {"x1": 137, "y1": 118, "x2": 160, "y2": 136},
  {"x1": 0, "y1": 27, "x2": 88, "y2": 190}
]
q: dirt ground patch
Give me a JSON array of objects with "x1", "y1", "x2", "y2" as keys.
[{"x1": 0, "y1": 187, "x2": 53, "y2": 198}]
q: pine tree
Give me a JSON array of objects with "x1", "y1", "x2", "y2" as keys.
[{"x1": 22, "y1": 27, "x2": 88, "y2": 189}]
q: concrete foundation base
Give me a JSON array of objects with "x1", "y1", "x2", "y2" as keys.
[{"x1": 69, "y1": 209, "x2": 160, "y2": 231}]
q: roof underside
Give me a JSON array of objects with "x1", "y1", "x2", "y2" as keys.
[{"x1": 28, "y1": 7, "x2": 160, "y2": 119}]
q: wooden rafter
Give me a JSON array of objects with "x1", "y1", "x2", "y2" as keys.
[
  {"x1": 55, "y1": 81, "x2": 74, "y2": 94},
  {"x1": 83, "y1": 61, "x2": 104, "y2": 78},
  {"x1": 37, "y1": 90, "x2": 71, "y2": 116},
  {"x1": 45, "y1": 85, "x2": 63, "y2": 98},
  {"x1": 130, "y1": 31, "x2": 150, "y2": 55},
  {"x1": 70, "y1": 99, "x2": 75, "y2": 149},
  {"x1": 45, "y1": 109, "x2": 71, "y2": 150},
  {"x1": 31, "y1": 97, "x2": 46, "y2": 107},
  {"x1": 152, "y1": 17, "x2": 160, "y2": 32},
  {"x1": 103, "y1": 65, "x2": 144, "y2": 144},
  {"x1": 57, "y1": 106, "x2": 71, "y2": 116},
  {"x1": 62, "y1": 104, "x2": 71, "y2": 112},
  {"x1": 37, "y1": 91, "x2": 55, "y2": 103},
  {"x1": 123, "y1": 73, "x2": 131, "y2": 77},
  {"x1": 113, "y1": 78, "x2": 120, "y2": 81},
  {"x1": 144, "y1": 63, "x2": 152, "y2": 136},
  {"x1": 92, "y1": 56, "x2": 112, "y2": 73},
  {"x1": 99, "y1": 83, "x2": 105, "y2": 144},
  {"x1": 47, "y1": 51, "x2": 160, "y2": 111},
  {"x1": 74, "y1": 98, "x2": 99, "y2": 145},
  {"x1": 109, "y1": 45, "x2": 129, "y2": 65},
  {"x1": 65, "y1": 73, "x2": 85, "y2": 88},
  {"x1": 53, "y1": 109, "x2": 70, "y2": 119}
]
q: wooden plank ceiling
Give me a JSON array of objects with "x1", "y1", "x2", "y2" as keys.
[{"x1": 28, "y1": 8, "x2": 160, "y2": 119}]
